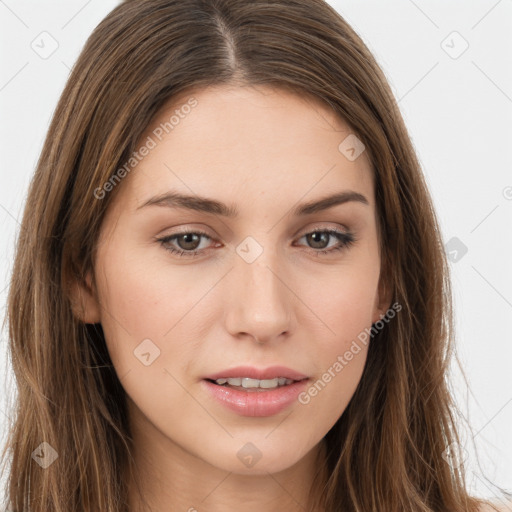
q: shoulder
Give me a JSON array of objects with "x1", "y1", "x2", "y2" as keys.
[{"x1": 477, "y1": 499, "x2": 512, "y2": 512}]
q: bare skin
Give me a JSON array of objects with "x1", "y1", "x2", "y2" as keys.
[{"x1": 73, "y1": 84, "x2": 391, "y2": 511}]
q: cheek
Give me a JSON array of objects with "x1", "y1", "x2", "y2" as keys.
[
  {"x1": 295, "y1": 339, "x2": 368, "y2": 444},
  {"x1": 93, "y1": 249, "x2": 205, "y2": 431},
  {"x1": 302, "y1": 257, "x2": 380, "y2": 342},
  {"x1": 94, "y1": 240, "x2": 223, "y2": 386},
  {"x1": 293, "y1": 292, "x2": 373, "y2": 437},
  {"x1": 292, "y1": 256, "x2": 379, "y2": 424},
  {"x1": 96, "y1": 243, "x2": 198, "y2": 337}
]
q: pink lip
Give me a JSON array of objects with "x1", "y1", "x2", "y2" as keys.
[
  {"x1": 203, "y1": 365, "x2": 308, "y2": 381},
  {"x1": 201, "y1": 378, "x2": 310, "y2": 417}
]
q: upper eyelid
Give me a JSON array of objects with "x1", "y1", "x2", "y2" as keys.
[
  {"x1": 159, "y1": 225, "x2": 351, "y2": 246},
  {"x1": 160, "y1": 222, "x2": 351, "y2": 239}
]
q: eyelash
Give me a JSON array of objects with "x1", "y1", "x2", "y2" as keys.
[{"x1": 156, "y1": 228, "x2": 356, "y2": 258}]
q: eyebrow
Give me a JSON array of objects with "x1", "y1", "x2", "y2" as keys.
[{"x1": 137, "y1": 190, "x2": 369, "y2": 216}]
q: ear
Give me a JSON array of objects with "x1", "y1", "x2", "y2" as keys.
[
  {"x1": 371, "y1": 272, "x2": 393, "y2": 324},
  {"x1": 68, "y1": 270, "x2": 101, "y2": 324}
]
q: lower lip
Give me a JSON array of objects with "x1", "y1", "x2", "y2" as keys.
[{"x1": 201, "y1": 379, "x2": 310, "y2": 417}]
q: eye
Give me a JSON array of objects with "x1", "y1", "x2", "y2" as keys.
[
  {"x1": 295, "y1": 228, "x2": 356, "y2": 255},
  {"x1": 156, "y1": 227, "x2": 356, "y2": 258},
  {"x1": 157, "y1": 229, "x2": 215, "y2": 258}
]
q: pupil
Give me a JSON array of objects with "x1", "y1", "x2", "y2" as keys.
[
  {"x1": 179, "y1": 233, "x2": 199, "y2": 250},
  {"x1": 307, "y1": 232, "x2": 328, "y2": 249}
]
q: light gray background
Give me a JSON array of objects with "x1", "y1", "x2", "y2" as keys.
[{"x1": 0, "y1": 0, "x2": 511, "y2": 503}]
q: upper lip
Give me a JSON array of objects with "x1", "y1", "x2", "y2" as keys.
[{"x1": 204, "y1": 365, "x2": 309, "y2": 381}]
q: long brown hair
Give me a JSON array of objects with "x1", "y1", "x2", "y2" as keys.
[{"x1": 0, "y1": 0, "x2": 503, "y2": 510}]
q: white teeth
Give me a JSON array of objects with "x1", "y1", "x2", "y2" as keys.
[
  {"x1": 241, "y1": 377, "x2": 261, "y2": 388},
  {"x1": 258, "y1": 378, "x2": 279, "y2": 389},
  {"x1": 214, "y1": 377, "x2": 294, "y2": 388}
]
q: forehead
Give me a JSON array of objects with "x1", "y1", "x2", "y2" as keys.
[{"x1": 113, "y1": 84, "x2": 374, "y2": 213}]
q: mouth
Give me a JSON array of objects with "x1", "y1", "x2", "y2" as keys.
[
  {"x1": 205, "y1": 376, "x2": 307, "y2": 392},
  {"x1": 201, "y1": 367, "x2": 311, "y2": 417},
  {"x1": 203, "y1": 365, "x2": 309, "y2": 383}
]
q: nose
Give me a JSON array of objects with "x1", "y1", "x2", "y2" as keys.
[{"x1": 224, "y1": 249, "x2": 295, "y2": 345}]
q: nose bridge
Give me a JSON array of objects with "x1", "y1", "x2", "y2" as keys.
[
  {"x1": 225, "y1": 237, "x2": 293, "y2": 341},
  {"x1": 242, "y1": 258, "x2": 283, "y2": 309}
]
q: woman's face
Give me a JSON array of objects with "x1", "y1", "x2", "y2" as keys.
[{"x1": 80, "y1": 84, "x2": 389, "y2": 476}]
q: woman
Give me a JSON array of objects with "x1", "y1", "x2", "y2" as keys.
[{"x1": 1, "y1": 0, "x2": 509, "y2": 510}]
